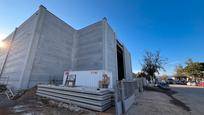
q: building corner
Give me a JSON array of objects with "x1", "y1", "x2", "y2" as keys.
[{"x1": 18, "y1": 6, "x2": 46, "y2": 89}]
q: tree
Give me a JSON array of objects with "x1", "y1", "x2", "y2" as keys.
[
  {"x1": 184, "y1": 59, "x2": 203, "y2": 80},
  {"x1": 160, "y1": 74, "x2": 168, "y2": 81},
  {"x1": 135, "y1": 72, "x2": 147, "y2": 78},
  {"x1": 175, "y1": 65, "x2": 185, "y2": 76},
  {"x1": 141, "y1": 51, "x2": 167, "y2": 81}
]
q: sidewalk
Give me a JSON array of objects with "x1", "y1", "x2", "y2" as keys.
[
  {"x1": 125, "y1": 90, "x2": 190, "y2": 115},
  {"x1": 170, "y1": 84, "x2": 204, "y2": 88}
]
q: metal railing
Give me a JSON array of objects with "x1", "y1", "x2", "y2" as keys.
[
  {"x1": 115, "y1": 78, "x2": 145, "y2": 114},
  {"x1": 119, "y1": 78, "x2": 144, "y2": 100}
]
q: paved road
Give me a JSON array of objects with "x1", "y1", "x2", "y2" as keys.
[
  {"x1": 170, "y1": 85, "x2": 204, "y2": 115},
  {"x1": 126, "y1": 90, "x2": 190, "y2": 115}
]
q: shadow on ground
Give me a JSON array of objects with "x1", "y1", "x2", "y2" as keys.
[{"x1": 144, "y1": 86, "x2": 191, "y2": 111}]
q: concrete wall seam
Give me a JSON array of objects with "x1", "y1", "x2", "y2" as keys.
[{"x1": 19, "y1": 6, "x2": 46, "y2": 89}]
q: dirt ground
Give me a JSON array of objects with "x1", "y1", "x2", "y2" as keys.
[
  {"x1": 1, "y1": 86, "x2": 191, "y2": 115},
  {"x1": 0, "y1": 87, "x2": 114, "y2": 115},
  {"x1": 126, "y1": 88, "x2": 191, "y2": 115}
]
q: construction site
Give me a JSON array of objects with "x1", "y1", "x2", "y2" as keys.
[{"x1": 0, "y1": 5, "x2": 145, "y2": 115}]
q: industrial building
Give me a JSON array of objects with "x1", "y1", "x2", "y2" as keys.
[{"x1": 0, "y1": 5, "x2": 132, "y2": 90}]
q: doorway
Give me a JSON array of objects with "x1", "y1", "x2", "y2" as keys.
[{"x1": 117, "y1": 41, "x2": 125, "y2": 81}]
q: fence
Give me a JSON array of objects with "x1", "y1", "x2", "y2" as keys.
[{"x1": 115, "y1": 78, "x2": 146, "y2": 114}]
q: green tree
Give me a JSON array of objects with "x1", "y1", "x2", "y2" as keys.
[
  {"x1": 141, "y1": 51, "x2": 167, "y2": 81},
  {"x1": 175, "y1": 65, "x2": 185, "y2": 76},
  {"x1": 184, "y1": 59, "x2": 203, "y2": 80},
  {"x1": 135, "y1": 72, "x2": 147, "y2": 78},
  {"x1": 160, "y1": 74, "x2": 168, "y2": 81}
]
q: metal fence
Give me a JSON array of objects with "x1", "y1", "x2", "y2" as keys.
[
  {"x1": 116, "y1": 78, "x2": 145, "y2": 114},
  {"x1": 121, "y1": 78, "x2": 144, "y2": 100},
  {"x1": 121, "y1": 81, "x2": 135, "y2": 100}
]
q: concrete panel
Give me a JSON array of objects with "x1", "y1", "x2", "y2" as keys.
[
  {"x1": 29, "y1": 9, "x2": 76, "y2": 88},
  {"x1": 36, "y1": 85, "x2": 113, "y2": 111},
  {"x1": 116, "y1": 101, "x2": 123, "y2": 115},
  {"x1": 123, "y1": 94, "x2": 135, "y2": 112},
  {"x1": 124, "y1": 47, "x2": 132, "y2": 80},
  {"x1": 105, "y1": 22, "x2": 118, "y2": 88},
  {"x1": 73, "y1": 21, "x2": 104, "y2": 70},
  {"x1": 1, "y1": 6, "x2": 133, "y2": 90},
  {"x1": 0, "y1": 10, "x2": 39, "y2": 89},
  {"x1": 37, "y1": 87, "x2": 111, "y2": 100},
  {"x1": 18, "y1": 7, "x2": 46, "y2": 89},
  {"x1": 0, "y1": 33, "x2": 13, "y2": 72}
]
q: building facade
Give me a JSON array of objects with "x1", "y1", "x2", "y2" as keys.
[{"x1": 0, "y1": 5, "x2": 132, "y2": 90}]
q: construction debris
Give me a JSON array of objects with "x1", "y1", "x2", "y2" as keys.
[{"x1": 1, "y1": 86, "x2": 96, "y2": 115}]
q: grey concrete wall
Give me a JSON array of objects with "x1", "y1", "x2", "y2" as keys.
[
  {"x1": 105, "y1": 22, "x2": 118, "y2": 87},
  {"x1": 0, "y1": 6, "x2": 132, "y2": 90},
  {"x1": 0, "y1": 11, "x2": 39, "y2": 89},
  {"x1": 73, "y1": 21, "x2": 104, "y2": 70},
  {"x1": 28, "y1": 9, "x2": 76, "y2": 87},
  {"x1": 124, "y1": 47, "x2": 133, "y2": 80},
  {"x1": 104, "y1": 20, "x2": 133, "y2": 83},
  {"x1": 0, "y1": 33, "x2": 13, "y2": 73}
]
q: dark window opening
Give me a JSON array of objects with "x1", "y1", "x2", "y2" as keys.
[{"x1": 117, "y1": 41, "x2": 125, "y2": 81}]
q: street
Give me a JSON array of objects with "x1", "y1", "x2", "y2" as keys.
[
  {"x1": 126, "y1": 87, "x2": 190, "y2": 115},
  {"x1": 170, "y1": 85, "x2": 204, "y2": 115}
]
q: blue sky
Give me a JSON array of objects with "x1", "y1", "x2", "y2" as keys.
[{"x1": 0, "y1": 0, "x2": 204, "y2": 75}]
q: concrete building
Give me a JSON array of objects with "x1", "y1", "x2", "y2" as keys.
[{"x1": 0, "y1": 5, "x2": 132, "y2": 90}]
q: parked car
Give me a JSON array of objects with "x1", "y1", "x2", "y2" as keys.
[
  {"x1": 176, "y1": 80, "x2": 187, "y2": 85},
  {"x1": 187, "y1": 82, "x2": 191, "y2": 86},
  {"x1": 176, "y1": 80, "x2": 182, "y2": 84},
  {"x1": 157, "y1": 82, "x2": 170, "y2": 90},
  {"x1": 167, "y1": 78, "x2": 175, "y2": 84},
  {"x1": 187, "y1": 81, "x2": 196, "y2": 86},
  {"x1": 197, "y1": 82, "x2": 204, "y2": 87}
]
